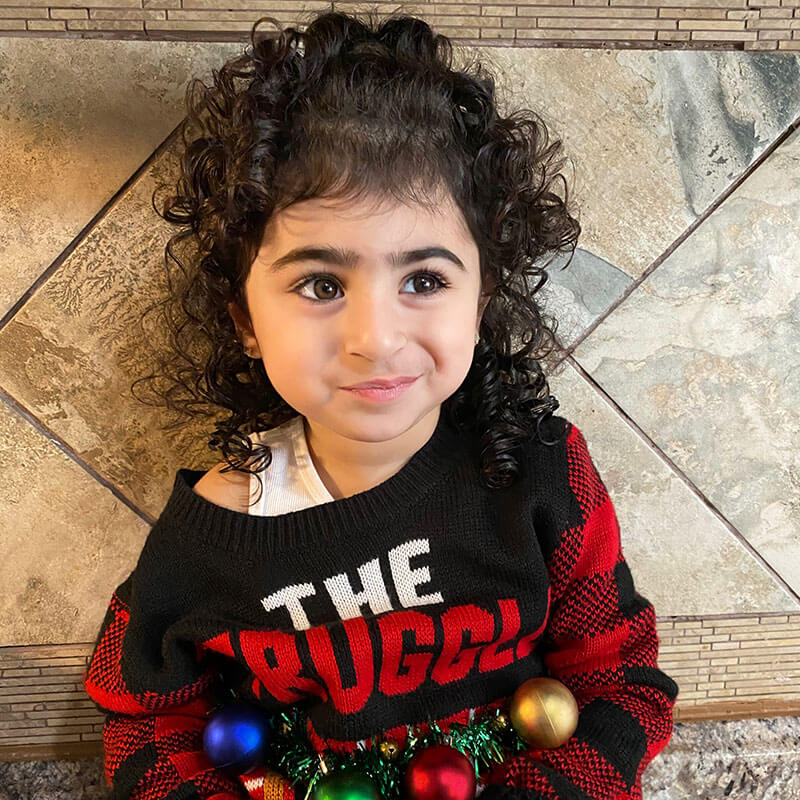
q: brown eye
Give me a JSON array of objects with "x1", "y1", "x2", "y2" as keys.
[
  {"x1": 412, "y1": 274, "x2": 437, "y2": 293},
  {"x1": 312, "y1": 278, "x2": 339, "y2": 301},
  {"x1": 293, "y1": 270, "x2": 450, "y2": 304}
]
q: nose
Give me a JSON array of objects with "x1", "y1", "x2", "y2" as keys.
[{"x1": 341, "y1": 286, "x2": 407, "y2": 357}]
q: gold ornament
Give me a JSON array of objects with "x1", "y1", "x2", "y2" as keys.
[
  {"x1": 379, "y1": 739, "x2": 403, "y2": 760},
  {"x1": 491, "y1": 711, "x2": 509, "y2": 730},
  {"x1": 262, "y1": 768, "x2": 292, "y2": 800},
  {"x1": 509, "y1": 677, "x2": 579, "y2": 749}
]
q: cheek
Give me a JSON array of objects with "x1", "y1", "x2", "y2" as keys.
[
  {"x1": 433, "y1": 319, "x2": 475, "y2": 356},
  {"x1": 260, "y1": 328, "x2": 330, "y2": 389},
  {"x1": 425, "y1": 337, "x2": 478, "y2": 384}
]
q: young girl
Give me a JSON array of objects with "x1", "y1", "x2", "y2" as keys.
[{"x1": 83, "y1": 8, "x2": 679, "y2": 800}]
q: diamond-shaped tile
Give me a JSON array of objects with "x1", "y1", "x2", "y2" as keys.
[
  {"x1": 0, "y1": 399, "x2": 150, "y2": 644},
  {"x1": 0, "y1": 141, "x2": 217, "y2": 517},
  {"x1": 547, "y1": 361, "x2": 799, "y2": 616},
  {"x1": 0, "y1": 38, "x2": 242, "y2": 319},
  {"x1": 481, "y1": 47, "x2": 800, "y2": 347},
  {"x1": 571, "y1": 125, "x2": 800, "y2": 599}
]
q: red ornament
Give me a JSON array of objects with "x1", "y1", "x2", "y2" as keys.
[{"x1": 402, "y1": 742, "x2": 476, "y2": 800}]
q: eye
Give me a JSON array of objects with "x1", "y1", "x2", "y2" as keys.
[{"x1": 292, "y1": 270, "x2": 451, "y2": 304}]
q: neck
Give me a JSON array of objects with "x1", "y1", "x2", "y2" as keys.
[{"x1": 302, "y1": 407, "x2": 441, "y2": 499}]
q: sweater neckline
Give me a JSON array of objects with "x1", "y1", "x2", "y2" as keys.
[{"x1": 165, "y1": 407, "x2": 469, "y2": 555}]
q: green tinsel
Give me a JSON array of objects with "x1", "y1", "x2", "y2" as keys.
[
  {"x1": 272, "y1": 706, "x2": 528, "y2": 800},
  {"x1": 207, "y1": 673, "x2": 528, "y2": 799}
]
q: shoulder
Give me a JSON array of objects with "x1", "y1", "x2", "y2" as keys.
[
  {"x1": 521, "y1": 413, "x2": 570, "y2": 456},
  {"x1": 192, "y1": 460, "x2": 252, "y2": 513},
  {"x1": 520, "y1": 413, "x2": 594, "y2": 484},
  {"x1": 526, "y1": 414, "x2": 599, "y2": 467}
]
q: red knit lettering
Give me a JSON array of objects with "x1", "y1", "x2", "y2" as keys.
[
  {"x1": 431, "y1": 604, "x2": 494, "y2": 685},
  {"x1": 199, "y1": 631, "x2": 235, "y2": 658},
  {"x1": 478, "y1": 598, "x2": 520, "y2": 673},
  {"x1": 377, "y1": 609, "x2": 435, "y2": 696},
  {"x1": 306, "y1": 616, "x2": 373, "y2": 713},
  {"x1": 240, "y1": 630, "x2": 326, "y2": 704}
]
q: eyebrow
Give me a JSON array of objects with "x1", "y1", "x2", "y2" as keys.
[{"x1": 266, "y1": 245, "x2": 467, "y2": 273}]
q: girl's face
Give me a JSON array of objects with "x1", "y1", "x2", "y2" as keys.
[{"x1": 228, "y1": 192, "x2": 490, "y2": 442}]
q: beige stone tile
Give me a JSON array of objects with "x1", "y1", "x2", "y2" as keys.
[
  {"x1": 0, "y1": 401, "x2": 149, "y2": 645},
  {"x1": 469, "y1": 48, "x2": 800, "y2": 351},
  {"x1": 572, "y1": 126, "x2": 800, "y2": 597},
  {"x1": 0, "y1": 136, "x2": 220, "y2": 514},
  {"x1": 0, "y1": 38, "x2": 242, "y2": 320},
  {"x1": 476, "y1": 47, "x2": 800, "y2": 287},
  {"x1": 547, "y1": 362, "x2": 799, "y2": 615}
]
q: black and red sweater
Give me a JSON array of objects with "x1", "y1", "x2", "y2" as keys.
[{"x1": 83, "y1": 410, "x2": 679, "y2": 800}]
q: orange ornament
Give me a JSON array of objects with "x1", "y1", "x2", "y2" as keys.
[
  {"x1": 262, "y1": 767, "x2": 294, "y2": 800},
  {"x1": 509, "y1": 677, "x2": 579, "y2": 749}
]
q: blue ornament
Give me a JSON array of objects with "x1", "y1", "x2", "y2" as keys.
[{"x1": 203, "y1": 701, "x2": 272, "y2": 775}]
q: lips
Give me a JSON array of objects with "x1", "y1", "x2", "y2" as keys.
[{"x1": 345, "y1": 376, "x2": 418, "y2": 390}]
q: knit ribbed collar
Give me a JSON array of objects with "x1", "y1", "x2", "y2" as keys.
[{"x1": 162, "y1": 407, "x2": 469, "y2": 555}]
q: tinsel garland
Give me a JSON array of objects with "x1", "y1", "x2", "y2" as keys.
[
  {"x1": 210, "y1": 674, "x2": 528, "y2": 799},
  {"x1": 265, "y1": 704, "x2": 529, "y2": 799}
]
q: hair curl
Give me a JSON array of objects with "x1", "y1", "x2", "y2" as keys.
[{"x1": 133, "y1": 6, "x2": 581, "y2": 500}]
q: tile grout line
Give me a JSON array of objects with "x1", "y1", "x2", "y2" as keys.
[
  {"x1": 0, "y1": 123, "x2": 186, "y2": 527},
  {"x1": 564, "y1": 353, "x2": 800, "y2": 608},
  {"x1": 555, "y1": 109, "x2": 800, "y2": 368},
  {"x1": 543, "y1": 111, "x2": 800, "y2": 608},
  {"x1": 0, "y1": 385, "x2": 155, "y2": 528},
  {"x1": 0, "y1": 121, "x2": 183, "y2": 339}
]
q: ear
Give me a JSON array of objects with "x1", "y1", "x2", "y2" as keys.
[
  {"x1": 476, "y1": 277, "x2": 494, "y2": 326},
  {"x1": 227, "y1": 300, "x2": 262, "y2": 358}
]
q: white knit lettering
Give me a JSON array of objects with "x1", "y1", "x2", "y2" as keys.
[
  {"x1": 388, "y1": 538, "x2": 443, "y2": 608},
  {"x1": 260, "y1": 538, "x2": 443, "y2": 630},
  {"x1": 261, "y1": 582, "x2": 317, "y2": 630},
  {"x1": 324, "y1": 558, "x2": 393, "y2": 620}
]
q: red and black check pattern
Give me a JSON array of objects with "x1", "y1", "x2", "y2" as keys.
[
  {"x1": 85, "y1": 589, "x2": 246, "y2": 799},
  {"x1": 479, "y1": 425, "x2": 678, "y2": 799},
  {"x1": 83, "y1": 418, "x2": 678, "y2": 800}
]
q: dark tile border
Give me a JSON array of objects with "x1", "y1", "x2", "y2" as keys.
[
  {"x1": 0, "y1": 2, "x2": 797, "y2": 51},
  {"x1": 1, "y1": 611, "x2": 798, "y2": 760}
]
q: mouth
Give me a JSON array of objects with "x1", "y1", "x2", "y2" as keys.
[{"x1": 343, "y1": 376, "x2": 419, "y2": 390}]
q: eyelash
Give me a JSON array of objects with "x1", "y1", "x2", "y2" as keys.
[{"x1": 291, "y1": 269, "x2": 451, "y2": 303}]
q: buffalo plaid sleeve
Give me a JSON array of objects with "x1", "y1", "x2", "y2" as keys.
[
  {"x1": 480, "y1": 422, "x2": 680, "y2": 800},
  {"x1": 82, "y1": 571, "x2": 248, "y2": 800}
]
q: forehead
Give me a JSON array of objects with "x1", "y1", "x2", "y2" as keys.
[{"x1": 259, "y1": 193, "x2": 476, "y2": 255}]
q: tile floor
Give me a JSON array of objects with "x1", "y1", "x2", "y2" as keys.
[{"x1": 1, "y1": 33, "x2": 798, "y2": 800}]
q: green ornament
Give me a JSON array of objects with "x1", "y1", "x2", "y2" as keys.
[{"x1": 309, "y1": 765, "x2": 382, "y2": 800}]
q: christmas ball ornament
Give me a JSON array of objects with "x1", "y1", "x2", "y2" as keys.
[
  {"x1": 491, "y1": 712, "x2": 509, "y2": 730},
  {"x1": 262, "y1": 768, "x2": 294, "y2": 800},
  {"x1": 403, "y1": 743, "x2": 476, "y2": 800},
  {"x1": 379, "y1": 739, "x2": 403, "y2": 760},
  {"x1": 509, "y1": 677, "x2": 579, "y2": 749},
  {"x1": 202, "y1": 701, "x2": 272, "y2": 774},
  {"x1": 309, "y1": 765, "x2": 382, "y2": 800}
]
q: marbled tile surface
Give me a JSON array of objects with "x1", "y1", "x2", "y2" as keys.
[
  {"x1": 0, "y1": 38, "x2": 242, "y2": 321},
  {"x1": 3, "y1": 42, "x2": 800, "y2": 645},
  {"x1": 0, "y1": 400, "x2": 150, "y2": 643},
  {"x1": 1, "y1": 716, "x2": 799, "y2": 799},
  {"x1": 546, "y1": 361, "x2": 798, "y2": 616},
  {"x1": 569, "y1": 122, "x2": 800, "y2": 602},
  {"x1": 482, "y1": 48, "x2": 800, "y2": 296}
]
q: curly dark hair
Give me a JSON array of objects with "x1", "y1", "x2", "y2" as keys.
[{"x1": 133, "y1": 6, "x2": 581, "y2": 500}]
